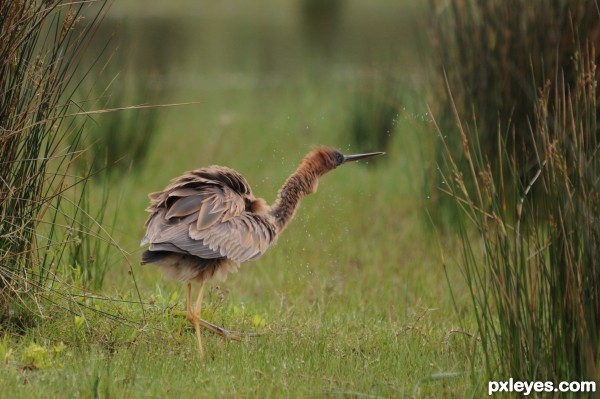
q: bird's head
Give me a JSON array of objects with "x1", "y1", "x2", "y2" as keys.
[
  {"x1": 299, "y1": 147, "x2": 384, "y2": 193},
  {"x1": 302, "y1": 147, "x2": 385, "y2": 173}
]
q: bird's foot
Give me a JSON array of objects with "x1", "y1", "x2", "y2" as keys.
[
  {"x1": 197, "y1": 318, "x2": 243, "y2": 341},
  {"x1": 171, "y1": 309, "x2": 265, "y2": 341}
]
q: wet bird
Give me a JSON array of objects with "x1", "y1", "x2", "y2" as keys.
[{"x1": 140, "y1": 147, "x2": 384, "y2": 355}]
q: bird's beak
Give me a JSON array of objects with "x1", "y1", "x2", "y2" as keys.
[{"x1": 342, "y1": 151, "x2": 385, "y2": 164}]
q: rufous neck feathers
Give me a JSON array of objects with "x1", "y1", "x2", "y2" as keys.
[{"x1": 270, "y1": 148, "x2": 342, "y2": 231}]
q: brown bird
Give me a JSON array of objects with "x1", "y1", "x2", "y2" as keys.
[{"x1": 140, "y1": 147, "x2": 384, "y2": 355}]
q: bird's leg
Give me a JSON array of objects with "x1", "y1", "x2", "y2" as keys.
[
  {"x1": 185, "y1": 282, "x2": 192, "y2": 317},
  {"x1": 185, "y1": 282, "x2": 204, "y2": 356},
  {"x1": 173, "y1": 305, "x2": 246, "y2": 340},
  {"x1": 192, "y1": 281, "x2": 205, "y2": 356},
  {"x1": 194, "y1": 280, "x2": 205, "y2": 318},
  {"x1": 193, "y1": 283, "x2": 245, "y2": 341},
  {"x1": 197, "y1": 317, "x2": 245, "y2": 340},
  {"x1": 174, "y1": 284, "x2": 259, "y2": 342}
]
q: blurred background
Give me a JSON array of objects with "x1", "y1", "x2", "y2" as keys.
[{"x1": 79, "y1": 0, "x2": 431, "y2": 178}]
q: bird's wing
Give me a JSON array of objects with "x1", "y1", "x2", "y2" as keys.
[
  {"x1": 188, "y1": 213, "x2": 274, "y2": 262},
  {"x1": 143, "y1": 167, "x2": 275, "y2": 263}
]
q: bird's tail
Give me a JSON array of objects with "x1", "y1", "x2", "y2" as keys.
[{"x1": 140, "y1": 250, "x2": 170, "y2": 265}]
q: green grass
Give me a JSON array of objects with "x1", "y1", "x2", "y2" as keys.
[{"x1": 0, "y1": 2, "x2": 485, "y2": 398}]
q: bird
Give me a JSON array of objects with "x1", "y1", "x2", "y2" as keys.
[{"x1": 140, "y1": 146, "x2": 384, "y2": 355}]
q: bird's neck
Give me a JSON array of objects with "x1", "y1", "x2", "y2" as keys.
[{"x1": 270, "y1": 168, "x2": 318, "y2": 231}]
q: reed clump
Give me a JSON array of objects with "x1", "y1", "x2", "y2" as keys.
[
  {"x1": 0, "y1": 1, "x2": 106, "y2": 319},
  {"x1": 436, "y1": 40, "x2": 599, "y2": 389},
  {"x1": 430, "y1": 0, "x2": 600, "y2": 390}
]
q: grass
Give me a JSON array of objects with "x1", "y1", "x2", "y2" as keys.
[
  {"x1": 0, "y1": 1, "x2": 486, "y2": 398},
  {"x1": 2, "y1": 293, "x2": 468, "y2": 397}
]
